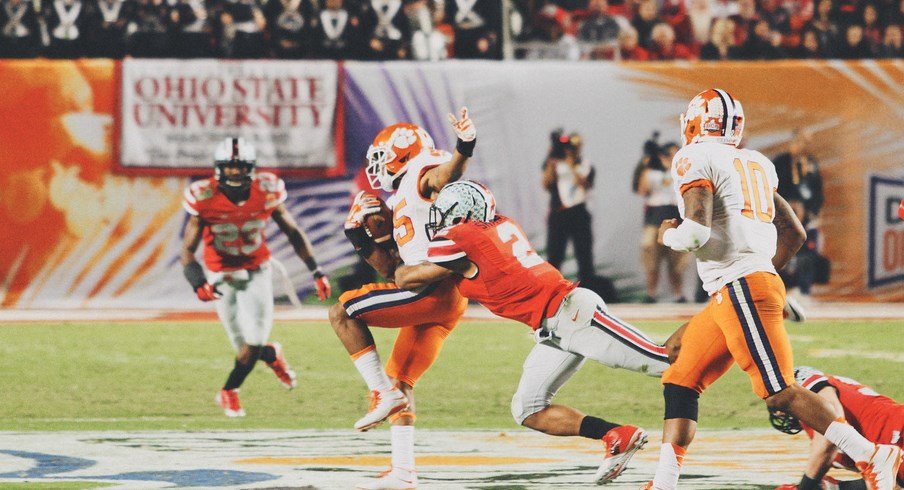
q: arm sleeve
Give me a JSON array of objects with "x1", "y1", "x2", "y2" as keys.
[
  {"x1": 182, "y1": 185, "x2": 200, "y2": 216},
  {"x1": 263, "y1": 176, "x2": 288, "y2": 210}
]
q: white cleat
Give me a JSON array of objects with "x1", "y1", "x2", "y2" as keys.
[
  {"x1": 783, "y1": 294, "x2": 807, "y2": 322},
  {"x1": 857, "y1": 444, "x2": 903, "y2": 490},
  {"x1": 354, "y1": 388, "x2": 409, "y2": 431},
  {"x1": 356, "y1": 467, "x2": 417, "y2": 489},
  {"x1": 595, "y1": 425, "x2": 648, "y2": 484}
]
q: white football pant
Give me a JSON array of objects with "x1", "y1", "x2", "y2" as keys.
[{"x1": 209, "y1": 261, "x2": 274, "y2": 351}]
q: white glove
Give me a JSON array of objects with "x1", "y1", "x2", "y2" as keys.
[
  {"x1": 344, "y1": 190, "x2": 382, "y2": 229},
  {"x1": 447, "y1": 106, "x2": 476, "y2": 142}
]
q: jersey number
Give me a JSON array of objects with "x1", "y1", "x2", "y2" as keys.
[
  {"x1": 393, "y1": 199, "x2": 415, "y2": 247},
  {"x1": 211, "y1": 220, "x2": 266, "y2": 255},
  {"x1": 733, "y1": 159, "x2": 774, "y2": 222},
  {"x1": 497, "y1": 221, "x2": 544, "y2": 269}
]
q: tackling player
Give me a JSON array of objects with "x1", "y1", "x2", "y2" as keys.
[
  {"x1": 181, "y1": 137, "x2": 330, "y2": 417},
  {"x1": 393, "y1": 180, "x2": 672, "y2": 484},
  {"x1": 330, "y1": 109, "x2": 476, "y2": 489},
  {"x1": 642, "y1": 89, "x2": 902, "y2": 490},
  {"x1": 771, "y1": 367, "x2": 904, "y2": 490}
]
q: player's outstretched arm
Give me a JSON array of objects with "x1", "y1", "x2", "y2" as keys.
[
  {"x1": 272, "y1": 204, "x2": 331, "y2": 301},
  {"x1": 420, "y1": 107, "x2": 477, "y2": 197},
  {"x1": 772, "y1": 191, "x2": 807, "y2": 272},
  {"x1": 181, "y1": 215, "x2": 220, "y2": 301},
  {"x1": 395, "y1": 258, "x2": 474, "y2": 290}
]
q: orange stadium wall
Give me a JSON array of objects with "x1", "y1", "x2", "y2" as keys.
[{"x1": 1, "y1": 59, "x2": 903, "y2": 308}]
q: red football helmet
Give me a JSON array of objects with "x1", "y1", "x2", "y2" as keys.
[
  {"x1": 365, "y1": 123, "x2": 435, "y2": 191},
  {"x1": 680, "y1": 88, "x2": 745, "y2": 147}
]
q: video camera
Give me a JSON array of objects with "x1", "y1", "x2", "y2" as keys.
[{"x1": 550, "y1": 129, "x2": 581, "y2": 159}]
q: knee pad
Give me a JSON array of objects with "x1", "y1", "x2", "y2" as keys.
[{"x1": 664, "y1": 383, "x2": 700, "y2": 421}]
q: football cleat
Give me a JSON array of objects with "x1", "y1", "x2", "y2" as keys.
[
  {"x1": 596, "y1": 425, "x2": 648, "y2": 484},
  {"x1": 354, "y1": 388, "x2": 409, "y2": 431},
  {"x1": 783, "y1": 294, "x2": 807, "y2": 322},
  {"x1": 356, "y1": 467, "x2": 418, "y2": 489},
  {"x1": 215, "y1": 388, "x2": 245, "y2": 418},
  {"x1": 265, "y1": 342, "x2": 297, "y2": 390},
  {"x1": 857, "y1": 444, "x2": 903, "y2": 490}
]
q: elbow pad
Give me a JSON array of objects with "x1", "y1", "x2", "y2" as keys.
[{"x1": 662, "y1": 219, "x2": 711, "y2": 252}]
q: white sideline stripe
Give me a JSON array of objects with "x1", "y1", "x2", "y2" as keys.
[{"x1": 732, "y1": 282, "x2": 783, "y2": 393}]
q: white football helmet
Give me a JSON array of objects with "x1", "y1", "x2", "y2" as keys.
[
  {"x1": 426, "y1": 181, "x2": 497, "y2": 238},
  {"x1": 214, "y1": 137, "x2": 257, "y2": 188},
  {"x1": 679, "y1": 88, "x2": 745, "y2": 147}
]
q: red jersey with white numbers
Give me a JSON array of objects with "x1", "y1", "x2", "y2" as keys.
[
  {"x1": 182, "y1": 172, "x2": 287, "y2": 272},
  {"x1": 799, "y1": 369, "x2": 904, "y2": 479},
  {"x1": 426, "y1": 215, "x2": 576, "y2": 330}
]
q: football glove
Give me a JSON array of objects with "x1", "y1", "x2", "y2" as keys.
[
  {"x1": 344, "y1": 190, "x2": 382, "y2": 230},
  {"x1": 313, "y1": 271, "x2": 331, "y2": 301},
  {"x1": 448, "y1": 107, "x2": 476, "y2": 142},
  {"x1": 196, "y1": 283, "x2": 221, "y2": 302}
]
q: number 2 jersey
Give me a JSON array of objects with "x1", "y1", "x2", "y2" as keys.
[
  {"x1": 182, "y1": 173, "x2": 287, "y2": 272},
  {"x1": 426, "y1": 215, "x2": 576, "y2": 330},
  {"x1": 671, "y1": 142, "x2": 779, "y2": 294}
]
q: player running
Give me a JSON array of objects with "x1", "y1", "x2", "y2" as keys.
[
  {"x1": 181, "y1": 137, "x2": 330, "y2": 417},
  {"x1": 642, "y1": 88, "x2": 902, "y2": 490},
  {"x1": 392, "y1": 180, "x2": 672, "y2": 484},
  {"x1": 771, "y1": 367, "x2": 904, "y2": 490},
  {"x1": 330, "y1": 108, "x2": 476, "y2": 489}
]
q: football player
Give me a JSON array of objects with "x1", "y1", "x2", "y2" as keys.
[
  {"x1": 771, "y1": 367, "x2": 904, "y2": 490},
  {"x1": 392, "y1": 180, "x2": 672, "y2": 484},
  {"x1": 330, "y1": 108, "x2": 476, "y2": 489},
  {"x1": 181, "y1": 137, "x2": 330, "y2": 417},
  {"x1": 642, "y1": 89, "x2": 902, "y2": 490}
]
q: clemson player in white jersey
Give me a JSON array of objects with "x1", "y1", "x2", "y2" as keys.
[
  {"x1": 329, "y1": 108, "x2": 476, "y2": 489},
  {"x1": 642, "y1": 89, "x2": 902, "y2": 490}
]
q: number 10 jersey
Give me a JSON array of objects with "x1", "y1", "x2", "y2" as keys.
[
  {"x1": 671, "y1": 142, "x2": 779, "y2": 294},
  {"x1": 182, "y1": 173, "x2": 288, "y2": 272}
]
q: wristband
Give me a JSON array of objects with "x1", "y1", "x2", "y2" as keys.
[
  {"x1": 456, "y1": 137, "x2": 476, "y2": 157},
  {"x1": 303, "y1": 256, "x2": 319, "y2": 272},
  {"x1": 312, "y1": 267, "x2": 325, "y2": 279},
  {"x1": 798, "y1": 474, "x2": 820, "y2": 490},
  {"x1": 183, "y1": 262, "x2": 207, "y2": 290}
]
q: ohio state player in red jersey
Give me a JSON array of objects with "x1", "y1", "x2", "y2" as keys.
[
  {"x1": 394, "y1": 180, "x2": 674, "y2": 484},
  {"x1": 771, "y1": 366, "x2": 904, "y2": 490},
  {"x1": 181, "y1": 137, "x2": 331, "y2": 417}
]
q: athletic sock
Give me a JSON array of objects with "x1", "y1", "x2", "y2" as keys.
[
  {"x1": 652, "y1": 443, "x2": 686, "y2": 490},
  {"x1": 579, "y1": 416, "x2": 619, "y2": 440},
  {"x1": 351, "y1": 345, "x2": 394, "y2": 393},
  {"x1": 260, "y1": 344, "x2": 277, "y2": 364},
  {"x1": 223, "y1": 359, "x2": 255, "y2": 390},
  {"x1": 391, "y1": 425, "x2": 415, "y2": 472},
  {"x1": 823, "y1": 421, "x2": 876, "y2": 463}
]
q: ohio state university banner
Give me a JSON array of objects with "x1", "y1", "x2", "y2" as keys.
[{"x1": 118, "y1": 59, "x2": 344, "y2": 177}]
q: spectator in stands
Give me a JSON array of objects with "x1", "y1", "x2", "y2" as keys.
[
  {"x1": 362, "y1": 0, "x2": 410, "y2": 59},
  {"x1": 730, "y1": 0, "x2": 760, "y2": 44},
  {"x1": 660, "y1": 0, "x2": 697, "y2": 47},
  {"x1": 44, "y1": 0, "x2": 92, "y2": 58},
  {"x1": 837, "y1": 23, "x2": 874, "y2": 57},
  {"x1": 699, "y1": 17, "x2": 739, "y2": 58},
  {"x1": 736, "y1": 18, "x2": 786, "y2": 58},
  {"x1": 887, "y1": 0, "x2": 904, "y2": 25},
  {"x1": 711, "y1": 0, "x2": 740, "y2": 19},
  {"x1": 128, "y1": 0, "x2": 171, "y2": 57},
  {"x1": 793, "y1": 27, "x2": 825, "y2": 56},
  {"x1": 806, "y1": 0, "x2": 840, "y2": 54},
  {"x1": 312, "y1": 0, "x2": 364, "y2": 59},
  {"x1": 632, "y1": 0, "x2": 659, "y2": 47},
  {"x1": 447, "y1": 0, "x2": 503, "y2": 58},
  {"x1": 578, "y1": 0, "x2": 621, "y2": 44},
  {"x1": 0, "y1": 0, "x2": 41, "y2": 58},
  {"x1": 408, "y1": 0, "x2": 452, "y2": 60},
  {"x1": 220, "y1": 0, "x2": 268, "y2": 58},
  {"x1": 265, "y1": 0, "x2": 313, "y2": 59},
  {"x1": 618, "y1": 25, "x2": 650, "y2": 58},
  {"x1": 687, "y1": 0, "x2": 715, "y2": 45},
  {"x1": 88, "y1": 0, "x2": 135, "y2": 58},
  {"x1": 759, "y1": 0, "x2": 792, "y2": 34},
  {"x1": 647, "y1": 22, "x2": 694, "y2": 58},
  {"x1": 861, "y1": 3, "x2": 883, "y2": 52},
  {"x1": 170, "y1": 0, "x2": 212, "y2": 58},
  {"x1": 878, "y1": 24, "x2": 904, "y2": 56}
]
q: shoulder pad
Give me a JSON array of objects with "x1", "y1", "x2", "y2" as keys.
[
  {"x1": 187, "y1": 179, "x2": 216, "y2": 202},
  {"x1": 254, "y1": 172, "x2": 285, "y2": 193}
]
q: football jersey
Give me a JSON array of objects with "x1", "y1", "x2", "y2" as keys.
[
  {"x1": 799, "y1": 368, "x2": 904, "y2": 447},
  {"x1": 671, "y1": 142, "x2": 779, "y2": 294},
  {"x1": 386, "y1": 149, "x2": 451, "y2": 265},
  {"x1": 426, "y1": 215, "x2": 576, "y2": 330},
  {"x1": 182, "y1": 172, "x2": 287, "y2": 272}
]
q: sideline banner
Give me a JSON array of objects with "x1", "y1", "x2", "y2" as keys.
[
  {"x1": 118, "y1": 59, "x2": 344, "y2": 177},
  {"x1": 868, "y1": 176, "x2": 904, "y2": 289}
]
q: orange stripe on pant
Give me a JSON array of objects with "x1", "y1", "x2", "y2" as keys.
[
  {"x1": 662, "y1": 271, "x2": 795, "y2": 399},
  {"x1": 338, "y1": 277, "x2": 466, "y2": 387}
]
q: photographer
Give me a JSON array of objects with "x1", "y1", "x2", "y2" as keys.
[
  {"x1": 633, "y1": 135, "x2": 690, "y2": 303},
  {"x1": 542, "y1": 130, "x2": 596, "y2": 284}
]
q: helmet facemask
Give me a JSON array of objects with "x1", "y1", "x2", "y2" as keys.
[
  {"x1": 425, "y1": 181, "x2": 497, "y2": 239},
  {"x1": 365, "y1": 143, "x2": 402, "y2": 192},
  {"x1": 768, "y1": 408, "x2": 803, "y2": 435}
]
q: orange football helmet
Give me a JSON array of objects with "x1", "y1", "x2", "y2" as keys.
[
  {"x1": 365, "y1": 123, "x2": 435, "y2": 191},
  {"x1": 680, "y1": 88, "x2": 745, "y2": 147}
]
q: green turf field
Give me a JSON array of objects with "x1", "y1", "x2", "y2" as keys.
[{"x1": 0, "y1": 319, "x2": 900, "y2": 432}]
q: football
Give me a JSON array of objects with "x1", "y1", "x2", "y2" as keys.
[{"x1": 364, "y1": 197, "x2": 394, "y2": 244}]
